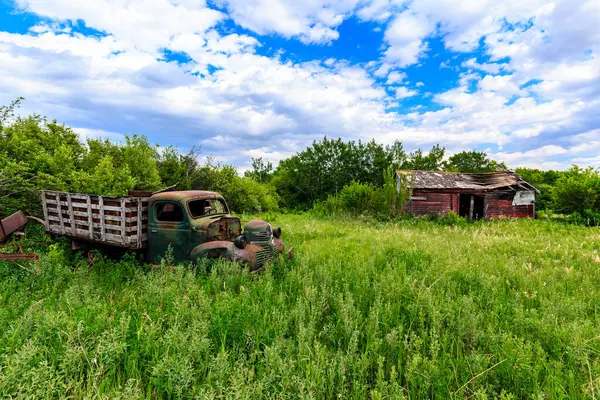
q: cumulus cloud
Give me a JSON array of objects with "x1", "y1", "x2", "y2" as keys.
[
  {"x1": 216, "y1": 0, "x2": 360, "y2": 44},
  {"x1": 15, "y1": 0, "x2": 225, "y2": 52},
  {"x1": 383, "y1": 11, "x2": 433, "y2": 67}
]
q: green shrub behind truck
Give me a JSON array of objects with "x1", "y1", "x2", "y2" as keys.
[{"x1": 41, "y1": 190, "x2": 285, "y2": 269}]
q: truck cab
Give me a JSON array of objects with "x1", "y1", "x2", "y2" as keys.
[{"x1": 147, "y1": 190, "x2": 283, "y2": 269}]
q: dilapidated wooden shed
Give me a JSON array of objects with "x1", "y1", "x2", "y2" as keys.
[{"x1": 396, "y1": 170, "x2": 540, "y2": 219}]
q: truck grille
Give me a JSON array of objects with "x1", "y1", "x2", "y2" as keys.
[
  {"x1": 254, "y1": 249, "x2": 269, "y2": 267},
  {"x1": 250, "y1": 232, "x2": 271, "y2": 242},
  {"x1": 250, "y1": 232, "x2": 274, "y2": 254}
]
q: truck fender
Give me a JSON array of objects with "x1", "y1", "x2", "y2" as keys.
[{"x1": 190, "y1": 241, "x2": 262, "y2": 269}]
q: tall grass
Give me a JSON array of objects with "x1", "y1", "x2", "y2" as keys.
[{"x1": 1, "y1": 216, "x2": 600, "y2": 398}]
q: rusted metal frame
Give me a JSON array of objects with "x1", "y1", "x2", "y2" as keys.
[
  {"x1": 86, "y1": 195, "x2": 93, "y2": 239},
  {"x1": 67, "y1": 193, "x2": 76, "y2": 235},
  {"x1": 0, "y1": 253, "x2": 39, "y2": 260},
  {"x1": 55, "y1": 192, "x2": 65, "y2": 234},
  {"x1": 27, "y1": 215, "x2": 47, "y2": 227},
  {"x1": 120, "y1": 198, "x2": 127, "y2": 246},
  {"x1": 0, "y1": 218, "x2": 5, "y2": 242}
]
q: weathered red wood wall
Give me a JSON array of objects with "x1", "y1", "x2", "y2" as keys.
[
  {"x1": 405, "y1": 190, "x2": 534, "y2": 218},
  {"x1": 405, "y1": 190, "x2": 457, "y2": 216},
  {"x1": 486, "y1": 198, "x2": 534, "y2": 219}
]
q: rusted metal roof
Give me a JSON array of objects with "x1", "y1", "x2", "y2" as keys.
[{"x1": 396, "y1": 170, "x2": 540, "y2": 192}]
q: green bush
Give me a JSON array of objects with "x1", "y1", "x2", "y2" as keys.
[
  {"x1": 338, "y1": 181, "x2": 375, "y2": 214},
  {"x1": 437, "y1": 210, "x2": 467, "y2": 226},
  {"x1": 553, "y1": 166, "x2": 600, "y2": 215},
  {"x1": 568, "y1": 209, "x2": 600, "y2": 227}
]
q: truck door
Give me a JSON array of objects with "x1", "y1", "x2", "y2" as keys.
[{"x1": 148, "y1": 201, "x2": 189, "y2": 263}]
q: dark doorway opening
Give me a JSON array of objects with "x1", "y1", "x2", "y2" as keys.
[{"x1": 458, "y1": 194, "x2": 485, "y2": 219}]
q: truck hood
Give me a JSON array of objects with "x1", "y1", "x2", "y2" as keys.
[{"x1": 192, "y1": 214, "x2": 241, "y2": 242}]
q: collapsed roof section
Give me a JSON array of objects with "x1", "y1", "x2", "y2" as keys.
[{"x1": 396, "y1": 170, "x2": 540, "y2": 193}]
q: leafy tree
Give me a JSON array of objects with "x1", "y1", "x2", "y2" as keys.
[
  {"x1": 444, "y1": 150, "x2": 507, "y2": 173},
  {"x1": 0, "y1": 153, "x2": 33, "y2": 214},
  {"x1": 121, "y1": 134, "x2": 162, "y2": 191},
  {"x1": 553, "y1": 166, "x2": 600, "y2": 215},
  {"x1": 516, "y1": 168, "x2": 563, "y2": 211},
  {"x1": 386, "y1": 140, "x2": 407, "y2": 170},
  {"x1": 244, "y1": 157, "x2": 273, "y2": 184},
  {"x1": 157, "y1": 146, "x2": 200, "y2": 190},
  {"x1": 0, "y1": 96, "x2": 24, "y2": 128},
  {"x1": 403, "y1": 144, "x2": 445, "y2": 170},
  {"x1": 87, "y1": 155, "x2": 137, "y2": 196},
  {"x1": 272, "y1": 137, "x2": 405, "y2": 209}
]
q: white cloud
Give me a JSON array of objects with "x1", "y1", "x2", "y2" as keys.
[
  {"x1": 73, "y1": 127, "x2": 126, "y2": 142},
  {"x1": 462, "y1": 58, "x2": 507, "y2": 74},
  {"x1": 15, "y1": 0, "x2": 225, "y2": 52},
  {"x1": 216, "y1": 0, "x2": 360, "y2": 44},
  {"x1": 386, "y1": 71, "x2": 406, "y2": 84},
  {"x1": 383, "y1": 11, "x2": 433, "y2": 67},
  {"x1": 393, "y1": 87, "x2": 418, "y2": 99},
  {"x1": 478, "y1": 74, "x2": 526, "y2": 97}
]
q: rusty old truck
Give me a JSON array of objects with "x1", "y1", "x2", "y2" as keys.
[{"x1": 41, "y1": 190, "x2": 285, "y2": 269}]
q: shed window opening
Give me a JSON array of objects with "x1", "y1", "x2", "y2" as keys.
[
  {"x1": 156, "y1": 202, "x2": 184, "y2": 222},
  {"x1": 188, "y1": 199, "x2": 228, "y2": 218}
]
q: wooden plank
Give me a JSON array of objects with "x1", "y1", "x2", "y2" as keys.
[
  {"x1": 483, "y1": 195, "x2": 488, "y2": 221},
  {"x1": 46, "y1": 216, "x2": 141, "y2": 232},
  {"x1": 46, "y1": 226, "x2": 146, "y2": 246},
  {"x1": 120, "y1": 198, "x2": 127, "y2": 245},
  {"x1": 86, "y1": 195, "x2": 93, "y2": 239},
  {"x1": 67, "y1": 194, "x2": 76, "y2": 235},
  {"x1": 137, "y1": 198, "x2": 142, "y2": 248},
  {"x1": 55, "y1": 192, "x2": 65, "y2": 234},
  {"x1": 469, "y1": 194, "x2": 474, "y2": 220},
  {"x1": 99, "y1": 196, "x2": 106, "y2": 241},
  {"x1": 68, "y1": 210, "x2": 146, "y2": 223},
  {"x1": 41, "y1": 191, "x2": 49, "y2": 229},
  {"x1": 44, "y1": 199, "x2": 124, "y2": 212}
]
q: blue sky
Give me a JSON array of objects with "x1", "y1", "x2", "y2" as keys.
[{"x1": 0, "y1": 0, "x2": 599, "y2": 170}]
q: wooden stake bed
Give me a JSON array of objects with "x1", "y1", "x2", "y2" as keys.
[{"x1": 42, "y1": 191, "x2": 149, "y2": 249}]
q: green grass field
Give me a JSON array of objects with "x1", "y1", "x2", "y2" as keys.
[{"x1": 1, "y1": 215, "x2": 600, "y2": 399}]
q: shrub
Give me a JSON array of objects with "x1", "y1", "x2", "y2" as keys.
[
  {"x1": 310, "y1": 170, "x2": 412, "y2": 219},
  {"x1": 338, "y1": 181, "x2": 375, "y2": 214},
  {"x1": 553, "y1": 166, "x2": 600, "y2": 215},
  {"x1": 437, "y1": 210, "x2": 467, "y2": 226}
]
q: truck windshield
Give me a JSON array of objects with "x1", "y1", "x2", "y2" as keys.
[{"x1": 188, "y1": 198, "x2": 229, "y2": 218}]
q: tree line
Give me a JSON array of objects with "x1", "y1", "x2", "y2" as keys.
[{"x1": 1, "y1": 99, "x2": 599, "y2": 224}]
